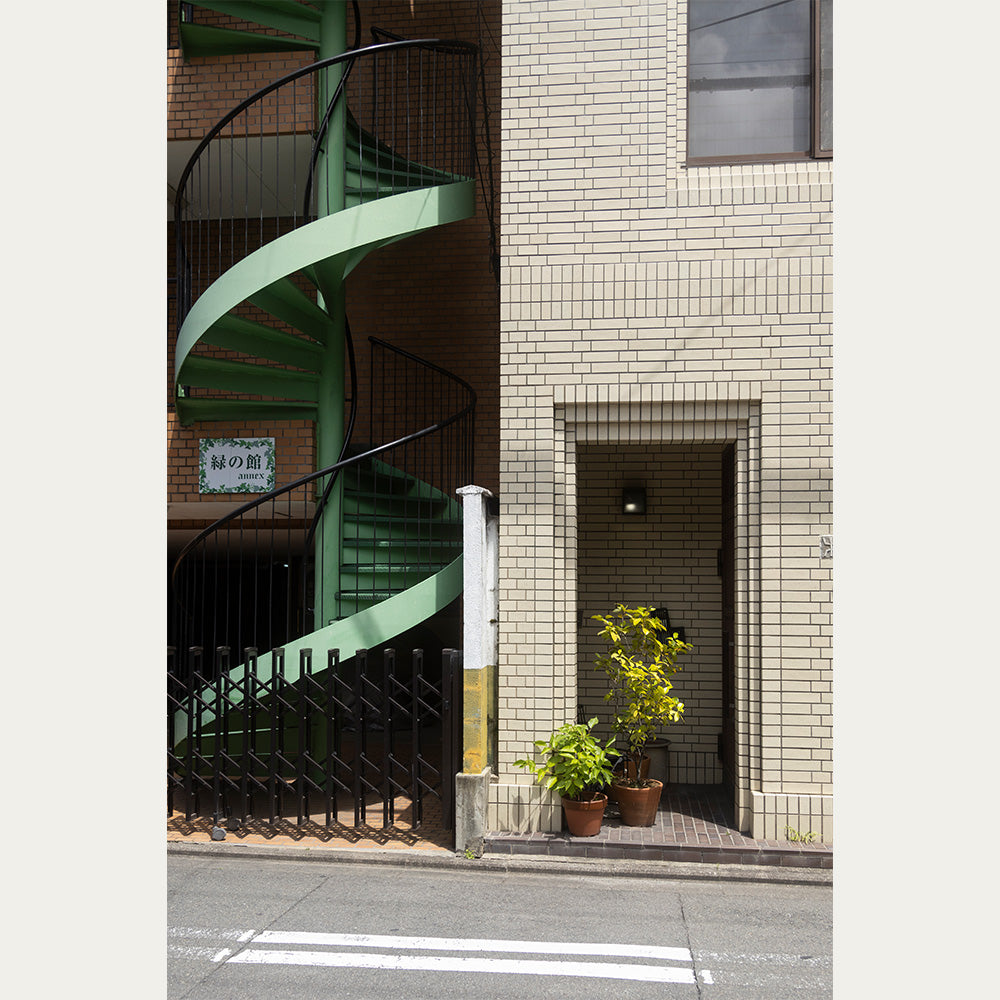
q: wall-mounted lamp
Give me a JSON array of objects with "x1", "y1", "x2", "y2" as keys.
[{"x1": 621, "y1": 486, "x2": 646, "y2": 515}]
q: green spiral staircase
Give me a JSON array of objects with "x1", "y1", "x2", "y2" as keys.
[{"x1": 169, "y1": 2, "x2": 478, "y2": 744}]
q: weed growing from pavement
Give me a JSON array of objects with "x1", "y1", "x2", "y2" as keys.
[{"x1": 783, "y1": 826, "x2": 819, "y2": 844}]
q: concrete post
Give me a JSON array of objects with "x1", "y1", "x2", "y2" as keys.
[{"x1": 454, "y1": 486, "x2": 498, "y2": 855}]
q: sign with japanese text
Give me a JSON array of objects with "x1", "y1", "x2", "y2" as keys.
[{"x1": 199, "y1": 438, "x2": 276, "y2": 493}]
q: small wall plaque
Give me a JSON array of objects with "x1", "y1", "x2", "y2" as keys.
[{"x1": 199, "y1": 438, "x2": 275, "y2": 494}]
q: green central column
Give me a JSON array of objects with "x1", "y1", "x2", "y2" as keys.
[{"x1": 315, "y1": 1, "x2": 348, "y2": 628}]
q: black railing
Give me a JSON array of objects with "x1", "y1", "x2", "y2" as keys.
[
  {"x1": 174, "y1": 36, "x2": 478, "y2": 326},
  {"x1": 169, "y1": 336, "x2": 475, "y2": 658},
  {"x1": 167, "y1": 644, "x2": 463, "y2": 833}
]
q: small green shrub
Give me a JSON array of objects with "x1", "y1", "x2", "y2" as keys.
[
  {"x1": 592, "y1": 603, "x2": 693, "y2": 787},
  {"x1": 514, "y1": 717, "x2": 619, "y2": 802}
]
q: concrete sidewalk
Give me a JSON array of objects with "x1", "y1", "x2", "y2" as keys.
[
  {"x1": 167, "y1": 839, "x2": 831, "y2": 886},
  {"x1": 168, "y1": 783, "x2": 831, "y2": 885}
]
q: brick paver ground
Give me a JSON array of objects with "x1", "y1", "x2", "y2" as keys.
[{"x1": 167, "y1": 783, "x2": 831, "y2": 868}]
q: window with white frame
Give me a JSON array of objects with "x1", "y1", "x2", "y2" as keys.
[{"x1": 687, "y1": 0, "x2": 832, "y2": 162}]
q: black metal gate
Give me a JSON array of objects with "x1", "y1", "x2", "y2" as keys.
[{"x1": 167, "y1": 645, "x2": 463, "y2": 837}]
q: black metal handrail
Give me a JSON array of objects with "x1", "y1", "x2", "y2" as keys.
[
  {"x1": 170, "y1": 335, "x2": 475, "y2": 658},
  {"x1": 171, "y1": 337, "x2": 473, "y2": 571},
  {"x1": 174, "y1": 35, "x2": 478, "y2": 326}
]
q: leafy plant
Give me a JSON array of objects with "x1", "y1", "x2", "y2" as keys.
[
  {"x1": 592, "y1": 604, "x2": 693, "y2": 787},
  {"x1": 783, "y1": 826, "x2": 819, "y2": 844},
  {"x1": 514, "y1": 718, "x2": 619, "y2": 802}
]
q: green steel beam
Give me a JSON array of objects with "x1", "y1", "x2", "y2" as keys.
[
  {"x1": 175, "y1": 182, "x2": 475, "y2": 389},
  {"x1": 309, "y1": 0, "x2": 348, "y2": 632}
]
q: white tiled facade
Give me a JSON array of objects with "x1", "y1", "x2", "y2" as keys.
[{"x1": 492, "y1": 0, "x2": 833, "y2": 842}]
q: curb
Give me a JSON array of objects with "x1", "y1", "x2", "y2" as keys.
[{"x1": 167, "y1": 841, "x2": 832, "y2": 887}]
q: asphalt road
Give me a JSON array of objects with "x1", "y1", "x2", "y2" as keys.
[{"x1": 168, "y1": 854, "x2": 832, "y2": 999}]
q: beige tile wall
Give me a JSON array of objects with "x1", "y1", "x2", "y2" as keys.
[{"x1": 494, "y1": 1, "x2": 832, "y2": 842}]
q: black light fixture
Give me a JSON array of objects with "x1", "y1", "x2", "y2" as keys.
[{"x1": 621, "y1": 486, "x2": 646, "y2": 515}]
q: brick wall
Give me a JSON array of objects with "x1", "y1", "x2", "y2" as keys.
[
  {"x1": 494, "y1": 1, "x2": 832, "y2": 841},
  {"x1": 167, "y1": 213, "x2": 317, "y2": 506},
  {"x1": 166, "y1": 414, "x2": 314, "y2": 505},
  {"x1": 167, "y1": 1, "x2": 314, "y2": 141},
  {"x1": 346, "y1": 1, "x2": 501, "y2": 494},
  {"x1": 167, "y1": 1, "x2": 501, "y2": 506}
]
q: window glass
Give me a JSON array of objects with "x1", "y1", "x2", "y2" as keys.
[{"x1": 688, "y1": 0, "x2": 812, "y2": 159}]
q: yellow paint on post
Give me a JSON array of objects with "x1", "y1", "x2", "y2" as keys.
[{"x1": 463, "y1": 667, "x2": 488, "y2": 774}]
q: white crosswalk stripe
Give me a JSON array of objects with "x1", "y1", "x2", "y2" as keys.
[
  {"x1": 168, "y1": 927, "x2": 708, "y2": 984},
  {"x1": 253, "y1": 929, "x2": 693, "y2": 962}
]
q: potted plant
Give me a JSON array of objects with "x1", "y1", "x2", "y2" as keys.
[
  {"x1": 514, "y1": 717, "x2": 619, "y2": 836},
  {"x1": 592, "y1": 604, "x2": 693, "y2": 826}
]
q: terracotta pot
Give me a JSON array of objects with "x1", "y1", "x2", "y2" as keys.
[
  {"x1": 561, "y1": 792, "x2": 608, "y2": 837},
  {"x1": 625, "y1": 755, "x2": 650, "y2": 782},
  {"x1": 613, "y1": 779, "x2": 663, "y2": 827},
  {"x1": 607, "y1": 755, "x2": 649, "y2": 803}
]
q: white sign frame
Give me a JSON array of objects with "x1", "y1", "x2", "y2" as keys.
[{"x1": 199, "y1": 438, "x2": 276, "y2": 494}]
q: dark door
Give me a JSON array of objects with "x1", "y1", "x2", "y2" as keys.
[{"x1": 720, "y1": 444, "x2": 736, "y2": 790}]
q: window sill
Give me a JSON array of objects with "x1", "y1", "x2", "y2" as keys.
[{"x1": 686, "y1": 152, "x2": 831, "y2": 167}]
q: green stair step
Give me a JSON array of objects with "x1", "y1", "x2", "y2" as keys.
[
  {"x1": 368, "y1": 537, "x2": 461, "y2": 549},
  {"x1": 341, "y1": 563, "x2": 452, "y2": 574},
  {"x1": 345, "y1": 163, "x2": 441, "y2": 189},
  {"x1": 174, "y1": 397, "x2": 318, "y2": 424},
  {"x1": 179, "y1": 356, "x2": 321, "y2": 400},
  {"x1": 201, "y1": 314, "x2": 324, "y2": 371},
  {"x1": 197, "y1": 1, "x2": 322, "y2": 30},
  {"x1": 368, "y1": 460, "x2": 455, "y2": 500},
  {"x1": 350, "y1": 156, "x2": 458, "y2": 184},
  {"x1": 346, "y1": 126, "x2": 463, "y2": 178},
  {"x1": 340, "y1": 521, "x2": 461, "y2": 542},
  {"x1": 247, "y1": 277, "x2": 334, "y2": 345},
  {"x1": 336, "y1": 590, "x2": 403, "y2": 602},
  {"x1": 340, "y1": 548, "x2": 461, "y2": 574},
  {"x1": 180, "y1": 1, "x2": 321, "y2": 60},
  {"x1": 341, "y1": 577, "x2": 438, "y2": 596},
  {"x1": 341, "y1": 561, "x2": 445, "y2": 577},
  {"x1": 179, "y1": 22, "x2": 318, "y2": 58},
  {"x1": 340, "y1": 542, "x2": 462, "y2": 563},
  {"x1": 344, "y1": 486, "x2": 446, "y2": 501},
  {"x1": 344, "y1": 182, "x2": 421, "y2": 205},
  {"x1": 342, "y1": 515, "x2": 459, "y2": 530},
  {"x1": 342, "y1": 494, "x2": 447, "y2": 517},
  {"x1": 344, "y1": 472, "x2": 418, "y2": 496}
]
